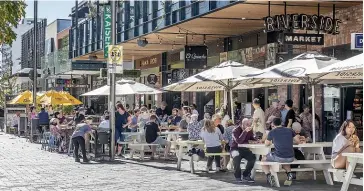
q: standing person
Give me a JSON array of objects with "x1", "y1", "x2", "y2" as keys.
[
  {"x1": 156, "y1": 101, "x2": 170, "y2": 122},
  {"x1": 212, "y1": 114, "x2": 224, "y2": 134},
  {"x1": 299, "y1": 105, "x2": 313, "y2": 138},
  {"x1": 47, "y1": 105, "x2": 54, "y2": 117},
  {"x1": 200, "y1": 120, "x2": 224, "y2": 172},
  {"x1": 71, "y1": 116, "x2": 94, "y2": 163},
  {"x1": 115, "y1": 103, "x2": 132, "y2": 156},
  {"x1": 251, "y1": 98, "x2": 266, "y2": 139},
  {"x1": 264, "y1": 99, "x2": 281, "y2": 129},
  {"x1": 191, "y1": 104, "x2": 199, "y2": 117},
  {"x1": 38, "y1": 108, "x2": 49, "y2": 126},
  {"x1": 284, "y1": 99, "x2": 295, "y2": 128},
  {"x1": 234, "y1": 102, "x2": 242, "y2": 125},
  {"x1": 231, "y1": 118, "x2": 256, "y2": 183},
  {"x1": 129, "y1": 108, "x2": 140, "y2": 132},
  {"x1": 12, "y1": 111, "x2": 20, "y2": 130},
  {"x1": 280, "y1": 104, "x2": 288, "y2": 126},
  {"x1": 145, "y1": 115, "x2": 171, "y2": 159},
  {"x1": 331, "y1": 120, "x2": 361, "y2": 169},
  {"x1": 261, "y1": 118, "x2": 300, "y2": 187}
]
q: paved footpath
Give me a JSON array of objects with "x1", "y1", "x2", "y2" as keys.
[{"x1": 0, "y1": 133, "x2": 361, "y2": 191}]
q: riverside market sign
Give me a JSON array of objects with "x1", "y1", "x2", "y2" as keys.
[{"x1": 264, "y1": 14, "x2": 342, "y2": 34}]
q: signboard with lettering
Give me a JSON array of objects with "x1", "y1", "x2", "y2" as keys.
[
  {"x1": 264, "y1": 14, "x2": 341, "y2": 34},
  {"x1": 136, "y1": 54, "x2": 162, "y2": 69},
  {"x1": 103, "y1": 5, "x2": 111, "y2": 58},
  {"x1": 184, "y1": 46, "x2": 207, "y2": 69},
  {"x1": 351, "y1": 33, "x2": 363, "y2": 50},
  {"x1": 283, "y1": 33, "x2": 324, "y2": 45}
]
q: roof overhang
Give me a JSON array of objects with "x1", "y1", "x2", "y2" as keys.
[{"x1": 73, "y1": 0, "x2": 361, "y2": 62}]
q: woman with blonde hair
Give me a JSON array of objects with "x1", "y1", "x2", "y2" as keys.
[
  {"x1": 200, "y1": 120, "x2": 224, "y2": 172},
  {"x1": 331, "y1": 120, "x2": 361, "y2": 169}
]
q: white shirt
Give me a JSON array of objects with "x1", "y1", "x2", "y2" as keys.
[
  {"x1": 253, "y1": 107, "x2": 266, "y2": 135},
  {"x1": 98, "y1": 120, "x2": 110, "y2": 132},
  {"x1": 332, "y1": 134, "x2": 348, "y2": 158},
  {"x1": 192, "y1": 109, "x2": 199, "y2": 116}
]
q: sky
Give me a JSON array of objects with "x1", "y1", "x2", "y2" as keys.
[{"x1": 25, "y1": 0, "x2": 76, "y2": 23}]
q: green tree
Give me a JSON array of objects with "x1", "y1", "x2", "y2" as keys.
[
  {"x1": 0, "y1": 1, "x2": 26, "y2": 46},
  {"x1": 0, "y1": 48, "x2": 17, "y2": 107}
]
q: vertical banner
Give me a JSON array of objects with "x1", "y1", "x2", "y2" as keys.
[{"x1": 103, "y1": 5, "x2": 111, "y2": 58}]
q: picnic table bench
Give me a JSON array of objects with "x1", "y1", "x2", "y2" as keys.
[
  {"x1": 239, "y1": 142, "x2": 335, "y2": 187},
  {"x1": 329, "y1": 152, "x2": 363, "y2": 191}
]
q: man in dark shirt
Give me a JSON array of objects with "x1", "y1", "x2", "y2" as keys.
[
  {"x1": 38, "y1": 108, "x2": 49, "y2": 125},
  {"x1": 262, "y1": 118, "x2": 300, "y2": 187},
  {"x1": 284, "y1": 99, "x2": 295, "y2": 128},
  {"x1": 115, "y1": 103, "x2": 131, "y2": 156},
  {"x1": 145, "y1": 115, "x2": 171, "y2": 159},
  {"x1": 231, "y1": 123, "x2": 256, "y2": 183}
]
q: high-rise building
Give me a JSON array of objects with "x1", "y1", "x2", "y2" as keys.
[{"x1": 20, "y1": 19, "x2": 47, "y2": 70}]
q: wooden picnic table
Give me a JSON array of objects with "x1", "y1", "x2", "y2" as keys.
[{"x1": 339, "y1": 153, "x2": 363, "y2": 191}]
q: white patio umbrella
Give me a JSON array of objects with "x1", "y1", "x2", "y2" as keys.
[
  {"x1": 81, "y1": 79, "x2": 163, "y2": 96},
  {"x1": 163, "y1": 60, "x2": 270, "y2": 121},
  {"x1": 235, "y1": 52, "x2": 340, "y2": 143},
  {"x1": 309, "y1": 53, "x2": 363, "y2": 80}
]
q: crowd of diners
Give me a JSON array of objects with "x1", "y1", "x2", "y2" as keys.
[{"x1": 10, "y1": 98, "x2": 361, "y2": 187}]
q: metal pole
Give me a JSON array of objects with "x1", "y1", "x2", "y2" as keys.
[
  {"x1": 109, "y1": 0, "x2": 116, "y2": 160},
  {"x1": 33, "y1": 0, "x2": 38, "y2": 107}
]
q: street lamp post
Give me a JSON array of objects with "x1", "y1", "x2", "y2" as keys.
[{"x1": 33, "y1": 0, "x2": 38, "y2": 108}]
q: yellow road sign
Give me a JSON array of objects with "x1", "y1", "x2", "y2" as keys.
[{"x1": 108, "y1": 45, "x2": 123, "y2": 65}]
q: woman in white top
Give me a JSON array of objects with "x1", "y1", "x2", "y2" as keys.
[
  {"x1": 331, "y1": 120, "x2": 361, "y2": 169},
  {"x1": 200, "y1": 120, "x2": 224, "y2": 172}
]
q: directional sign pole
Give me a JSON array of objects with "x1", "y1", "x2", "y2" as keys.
[{"x1": 109, "y1": 0, "x2": 116, "y2": 161}]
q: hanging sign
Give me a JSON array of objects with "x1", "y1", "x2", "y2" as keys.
[
  {"x1": 264, "y1": 14, "x2": 341, "y2": 34},
  {"x1": 103, "y1": 5, "x2": 111, "y2": 58},
  {"x1": 147, "y1": 74, "x2": 158, "y2": 85},
  {"x1": 283, "y1": 33, "x2": 324, "y2": 45},
  {"x1": 184, "y1": 46, "x2": 207, "y2": 69}
]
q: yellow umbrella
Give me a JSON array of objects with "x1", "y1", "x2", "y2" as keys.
[
  {"x1": 60, "y1": 91, "x2": 82, "y2": 105},
  {"x1": 8, "y1": 90, "x2": 34, "y2": 105},
  {"x1": 39, "y1": 90, "x2": 72, "y2": 105}
]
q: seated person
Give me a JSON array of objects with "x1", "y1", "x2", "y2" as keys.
[
  {"x1": 145, "y1": 115, "x2": 171, "y2": 159},
  {"x1": 57, "y1": 111, "x2": 67, "y2": 124},
  {"x1": 168, "y1": 108, "x2": 182, "y2": 127},
  {"x1": 291, "y1": 122, "x2": 309, "y2": 179},
  {"x1": 231, "y1": 118, "x2": 256, "y2": 183},
  {"x1": 200, "y1": 120, "x2": 224, "y2": 172},
  {"x1": 261, "y1": 118, "x2": 300, "y2": 187},
  {"x1": 178, "y1": 114, "x2": 190, "y2": 140},
  {"x1": 129, "y1": 109, "x2": 140, "y2": 132},
  {"x1": 198, "y1": 113, "x2": 211, "y2": 129},
  {"x1": 98, "y1": 113, "x2": 110, "y2": 132},
  {"x1": 187, "y1": 114, "x2": 202, "y2": 140},
  {"x1": 331, "y1": 120, "x2": 361, "y2": 169},
  {"x1": 223, "y1": 119, "x2": 235, "y2": 152}
]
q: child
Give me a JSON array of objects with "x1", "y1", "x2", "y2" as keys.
[{"x1": 200, "y1": 120, "x2": 224, "y2": 172}]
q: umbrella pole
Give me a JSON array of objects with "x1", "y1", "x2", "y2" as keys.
[
  {"x1": 311, "y1": 84, "x2": 316, "y2": 143},
  {"x1": 230, "y1": 89, "x2": 234, "y2": 124}
]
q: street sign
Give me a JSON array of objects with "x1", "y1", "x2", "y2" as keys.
[
  {"x1": 99, "y1": 68, "x2": 141, "y2": 78},
  {"x1": 351, "y1": 33, "x2": 363, "y2": 50},
  {"x1": 103, "y1": 5, "x2": 111, "y2": 58},
  {"x1": 108, "y1": 45, "x2": 123, "y2": 65}
]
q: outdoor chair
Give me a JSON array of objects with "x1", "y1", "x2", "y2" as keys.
[{"x1": 41, "y1": 132, "x2": 51, "y2": 151}]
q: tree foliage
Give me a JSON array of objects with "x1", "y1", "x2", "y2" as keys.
[
  {"x1": 0, "y1": 1, "x2": 26, "y2": 46},
  {"x1": 0, "y1": 48, "x2": 17, "y2": 107}
]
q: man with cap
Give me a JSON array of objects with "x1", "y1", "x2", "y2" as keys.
[{"x1": 264, "y1": 99, "x2": 281, "y2": 130}]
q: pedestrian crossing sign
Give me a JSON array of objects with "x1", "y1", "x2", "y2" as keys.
[{"x1": 108, "y1": 45, "x2": 123, "y2": 65}]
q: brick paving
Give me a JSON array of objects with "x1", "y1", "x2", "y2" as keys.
[{"x1": 0, "y1": 133, "x2": 361, "y2": 191}]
